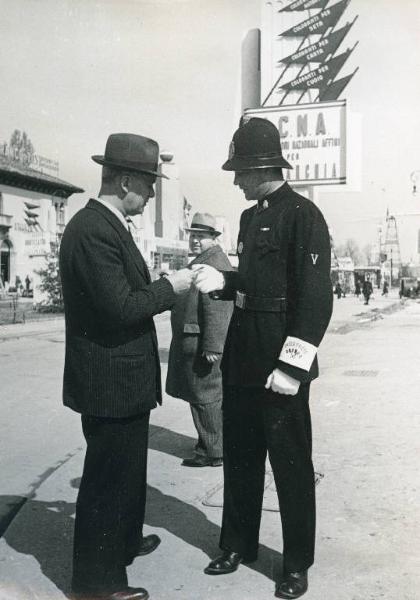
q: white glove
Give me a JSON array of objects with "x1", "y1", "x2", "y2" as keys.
[
  {"x1": 191, "y1": 264, "x2": 224, "y2": 294},
  {"x1": 265, "y1": 368, "x2": 300, "y2": 396},
  {"x1": 202, "y1": 351, "x2": 221, "y2": 363},
  {"x1": 166, "y1": 268, "x2": 194, "y2": 294}
]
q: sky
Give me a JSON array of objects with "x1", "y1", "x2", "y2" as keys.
[{"x1": 1, "y1": 0, "x2": 420, "y2": 248}]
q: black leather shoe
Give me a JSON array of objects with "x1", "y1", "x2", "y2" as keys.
[
  {"x1": 275, "y1": 570, "x2": 308, "y2": 599},
  {"x1": 182, "y1": 455, "x2": 223, "y2": 467},
  {"x1": 204, "y1": 551, "x2": 245, "y2": 575},
  {"x1": 107, "y1": 590, "x2": 149, "y2": 600},
  {"x1": 125, "y1": 534, "x2": 161, "y2": 565},
  {"x1": 70, "y1": 588, "x2": 149, "y2": 600}
]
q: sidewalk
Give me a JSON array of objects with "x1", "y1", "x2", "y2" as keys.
[
  {"x1": 0, "y1": 312, "x2": 173, "y2": 342},
  {"x1": 0, "y1": 316, "x2": 64, "y2": 341},
  {"x1": 0, "y1": 290, "x2": 402, "y2": 342}
]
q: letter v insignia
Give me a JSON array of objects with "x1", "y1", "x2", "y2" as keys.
[{"x1": 311, "y1": 253, "x2": 319, "y2": 265}]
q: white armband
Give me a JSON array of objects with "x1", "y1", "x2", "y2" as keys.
[{"x1": 279, "y1": 336, "x2": 317, "y2": 372}]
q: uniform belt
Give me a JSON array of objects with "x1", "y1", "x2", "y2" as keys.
[{"x1": 235, "y1": 292, "x2": 286, "y2": 312}]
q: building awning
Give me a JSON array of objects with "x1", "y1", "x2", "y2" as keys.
[{"x1": 0, "y1": 156, "x2": 84, "y2": 198}]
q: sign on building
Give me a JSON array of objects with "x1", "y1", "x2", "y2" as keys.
[
  {"x1": 244, "y1": 100, "x2": 346, "y2": 186},
  {"x1": 24, "y1": 232, "x2": 51, "y2": 256},
  {"x1": 1, "y1": 130, "x2": 59, "y2": 175}
]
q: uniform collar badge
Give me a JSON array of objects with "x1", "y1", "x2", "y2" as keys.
[{"x1": 238, "y1": 241, "x2": 243, "y2": 254}]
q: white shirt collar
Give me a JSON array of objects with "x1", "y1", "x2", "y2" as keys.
[
  {"x1": 96, "y1": 197, "x2": 129, "y2": 231},
  {"x1": 262, "y1": 180, "x2": 285, "y2": 198}
]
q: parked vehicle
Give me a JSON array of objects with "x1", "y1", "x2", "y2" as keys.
[{"x1": 399, "y1": 277, "x2": 420, "y2": 298}]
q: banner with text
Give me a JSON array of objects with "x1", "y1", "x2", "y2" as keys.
[
  {"x1": 280, "y1": 0, "x2": 350, "y2": 38},
  {"x1": 244, "y1": 101, "x2": 347, "y2": 186},
  {"x1": 279, "y1": 21, "x2": 355, "y2": 65},
  {"x1": 280, "y1": 0, "x2": 329, "y2": 12},
  {"x1": 280, "y1": 47, "x2": 355, "y2": 92}
]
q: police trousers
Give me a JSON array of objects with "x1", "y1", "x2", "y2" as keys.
[{"x1": 220, "y1": 384, "x2": 315, "y2": 573}]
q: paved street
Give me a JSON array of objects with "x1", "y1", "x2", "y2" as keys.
[{"x1": 0, "y1": 291, "x2": 419, "y2": 600}]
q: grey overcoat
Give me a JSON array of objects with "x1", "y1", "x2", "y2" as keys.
[{"x1": 166, "y1": 245, "x2": 233, "y2": 405}]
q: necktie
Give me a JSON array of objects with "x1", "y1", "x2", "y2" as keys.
[{"x1": 126, "y1": 217, "x2": 134, "y2": 237}]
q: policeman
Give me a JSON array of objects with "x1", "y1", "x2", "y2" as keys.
[{"x1": 193, "y1": 117, "x2": 333, "y2": 599}]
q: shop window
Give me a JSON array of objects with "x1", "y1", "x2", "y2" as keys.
[{"x1": 153, "y1": 253, "x2": 161, "y2": 270}]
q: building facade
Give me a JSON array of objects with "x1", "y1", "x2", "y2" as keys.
[{"x1": 0, "y1": 151, "x2": 83, "y2": 300}]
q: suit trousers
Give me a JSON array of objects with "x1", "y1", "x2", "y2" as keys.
[
  {"x1": 190, "y1": 400, "x2": 223, "y2": 458},
  {"x1": 71, "y1": 411, "x2": 150, "y2": 594},
  {"x1": 220, "y1": 384, "x2": 315, "y2": 573}
]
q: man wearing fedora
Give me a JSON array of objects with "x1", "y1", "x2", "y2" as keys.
[
  {"x1": 166, "y1": 212, "x2": 233, "y2": 467},
  {"x1": 60, "y1": 133, "x2": 193, "y2": 600},
  {"x1": 194, "y1": 117, "x2": 333, "y2": 599}
]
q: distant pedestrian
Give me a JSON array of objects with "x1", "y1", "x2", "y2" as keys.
[
  {"x1": 382, "y1": 280, "x2": 389, "y2": 296},
  {"x1": 334, "y1": 282, "x2": 342, "y2": 299},
  {"x1": 25, "y1": 275, "x2": 31, "y2": 293},
  {"x1": 166, "y1": 212, "x2": 233, "y2": 468},
  {"x1": 355, "y1": 280, "x2": 361, "y2": 297},
  {"x1": 15, "y1": 275, "x2": 22, "y2": 295},
  {"x1": 363, "y1": 278, "x2": 373, "y2": 305}
]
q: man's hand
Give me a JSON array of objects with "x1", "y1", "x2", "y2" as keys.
[
  {"x1": 202, "y1": 351, "x2": 221, "y2": 363},
  {"x1": 166, "y1": 268, "x2": 194, "y2": 294},
  {"x1": 191, "y1": 264, "x2": 224, "y2": 293},
  {"x1": 265, "y1": 368, "x2": 300, "y2": 396}
]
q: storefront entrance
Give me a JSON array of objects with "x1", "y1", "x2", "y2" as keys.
[{"x1": 1, "y1": 239, "x2": 11, "y2": 284}]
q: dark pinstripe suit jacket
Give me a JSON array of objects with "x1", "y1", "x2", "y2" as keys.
[{"x1": 59, "y1": 199, "x2": 176, "y2": 418}]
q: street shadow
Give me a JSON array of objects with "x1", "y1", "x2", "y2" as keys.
[
  {"x1": 145, "y1": 484, "x2": 283, "y2": 582},
  {"x1": 2, "y1": 496, "x2": 75, "y2": 596},
  {"x1": 1, "y1": 481, "x2": 283, "y2": 596},
  {"x1": 149, "y1": 424, "x2": 196, "y2": 460}
]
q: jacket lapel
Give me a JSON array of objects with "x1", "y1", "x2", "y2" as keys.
[{"x1": 86, "y1": 199, "x2": 151, "y2": 283}]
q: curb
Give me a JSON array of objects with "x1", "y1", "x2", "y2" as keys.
[{"x1": 329, "y1": 300, "x2": 405, "y2": 334}]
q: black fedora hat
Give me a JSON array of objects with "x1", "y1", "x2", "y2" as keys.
[
  {"x1": 222, "y1": 117, "x2": 292, "y2": 171},
  {"x1": 185, "y1": 212, "x2": 221, "y2": 236},
  {"x1": 92, "y1": 133, "x2": 168, "y2": 178}
]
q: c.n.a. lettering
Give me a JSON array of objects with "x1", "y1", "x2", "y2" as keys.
[{"x1": 279, "y1": 112, "x2": 327, "y2": 139}]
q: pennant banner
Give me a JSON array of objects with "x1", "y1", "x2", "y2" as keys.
[
  {"x1": 279, "y1": 21, "x2": 355, "y2": 65},
  {"x1": 280, "y1": 47, "x2": 354, "y2": 92},
  {"x1": 318, "y1": 68, "x2": 359, "y2": 101},
  {"x1": 280, "y1": 0, "x2": 329, "y2": 11},
  {"x1": 280, "y1": 0, "x2": 350, "y2": 38}
]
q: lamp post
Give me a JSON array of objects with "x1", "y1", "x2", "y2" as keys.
[
  {"x1": 390, "y1": 247, "x2": 393, "y2": 287},
  {"x1": 411, "y1": 171, "x2": 420, "y2": 196},
  {"x1": 49, "y1": 189, "x2": 67, "y2": 248}
]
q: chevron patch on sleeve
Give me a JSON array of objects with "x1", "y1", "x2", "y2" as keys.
[{"x1": 279, "y1": 336, "x2": 317, "y2": 371}]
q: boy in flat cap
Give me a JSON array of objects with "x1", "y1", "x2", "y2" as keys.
[
  {"x1": 194, "y1": 117, "x2": 333, "y2": 599},
  {"x1": 60, "y1": 133, "x2": 193, "y2": 600}
]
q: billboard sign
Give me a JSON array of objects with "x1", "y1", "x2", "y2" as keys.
[
  {"x1": 280, "y1": 0, "x2": 329, "y2": 12},
  {"x1": 280, "y1": 0, "x2": 350, "y2": 38},
  {"x1": 244, "y1": 100, "x2": 347, "y2": 186},
  {"x1": 279, "y1": 21, "x2": 355, "y2": 65},
  {"x1": 0, "y1": 130, "x2": 59, "y2": 175}
]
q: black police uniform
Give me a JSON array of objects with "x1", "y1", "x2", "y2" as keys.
[{"x1": 215, "y1": 181, "x2": 333, "y2": 573}]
